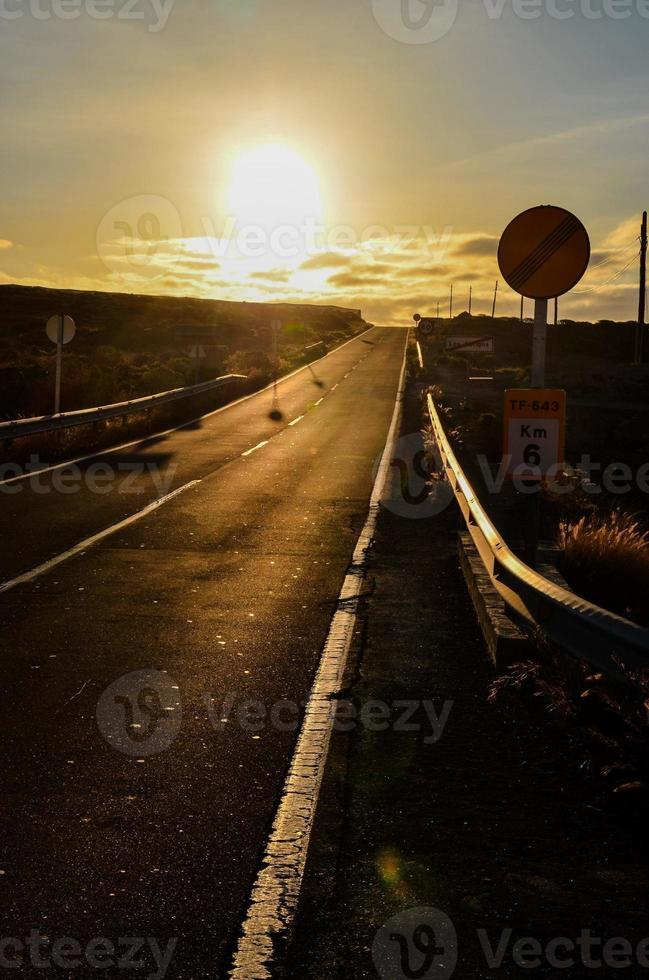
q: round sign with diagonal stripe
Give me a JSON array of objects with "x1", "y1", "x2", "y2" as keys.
[{"x1": 498, "y1": 206, "x2": 590, "y2": 299}]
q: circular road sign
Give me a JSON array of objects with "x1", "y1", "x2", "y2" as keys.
[
  {"x1": 498, "y1": 206, "x2": 590, "y2": 299},
  {"x1": 418, "y1": 318, "x2": 435, "y2": 336},
  {"x1": 413, "y1": 313, "x2": 421, "y2": 322},
  {"x1": 46, "y1": 314, "x2": 76, "y2": 345}
]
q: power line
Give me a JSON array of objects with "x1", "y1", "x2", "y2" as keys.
[
  {"x1": 574, "y1": 252, "x2": 639, "y2": 294},
  {"x1": 586, "y1": 238, "x2": 638, "y2": 272}
]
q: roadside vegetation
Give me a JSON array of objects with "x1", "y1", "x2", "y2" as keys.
[
  {"x1": 0, "y1": 284, "x2": 366, "y2": 420},
  {"x1": 559, "y1": 511, "x2": 649, "y2": 626}
]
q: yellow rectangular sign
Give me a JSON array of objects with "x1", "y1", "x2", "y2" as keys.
[{"x1": 503, "y1": 389, "x2": 566, "y2": 480}]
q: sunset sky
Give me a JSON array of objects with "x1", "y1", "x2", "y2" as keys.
[{"x1": 2, "y1": 0, "x2": 649, "y2": 322}]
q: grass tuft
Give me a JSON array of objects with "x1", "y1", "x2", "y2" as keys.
[{"x1": 559, "y1": 511, "x2": 649, "y2": 625}]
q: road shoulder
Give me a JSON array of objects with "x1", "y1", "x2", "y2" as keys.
[{"x1": 287, "y1": 380, "x2": 649, "y2": 980}]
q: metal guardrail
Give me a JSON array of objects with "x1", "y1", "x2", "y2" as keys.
[
  {"x1": 427, "y1": 393, "x2": 649, "y2": 680},
  {"x1": 0, "y1": 374, "x2": 247, "y2": 442}
]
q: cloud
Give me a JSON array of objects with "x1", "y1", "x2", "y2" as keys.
[
  {"x1": 453, "y1": 235, "x2": 498, "y2": 258},
  {"x1": 603, "y1": 215, "x2": 641, "y2": 250},
  {"x1": 300, "y1": 251, "x2": 352, "y2": 270},
  {"x1": 249, "y1": 268, "x2": 291, "y2": 283},
  {"x1": 326, "y1": 273, "x2": 368, "y2": 289},
  {"x1": 328, "y1": 267, "x2": 391, "y2": 288},
  {"x1": 177, "y1": 257, "x2": 220, "y2": 271}
]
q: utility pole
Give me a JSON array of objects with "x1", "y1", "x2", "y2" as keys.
[
  {"x1": 520, "y1": 295, "x2": 524, "y2": 323},
  {"x1": 636, "y1": 210, "x2": 647, "y2": 364},
  {"x1": 491, "y1": 280, "x2": 498, "y2": 319},
  {"x1": 436, "y1": 299, "x2": 440, "y2": 319},
  {"x1": 554, "y1": 297, "x2": 558, "y2": 326},
  {"x1": 449, "y1": 284, "x2": 453, "y2": 319},
  {"x1": 468, "y1": 285, "x2": 472, "y2": 316}
]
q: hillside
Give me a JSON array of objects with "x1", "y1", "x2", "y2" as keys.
[{"x1": 0, "y1": 284, "x2": 367, "y2": 419}]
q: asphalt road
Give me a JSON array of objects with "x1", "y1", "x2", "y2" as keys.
[{"x1": 0, "y1": 326, "x2": 406, "y2": 979}]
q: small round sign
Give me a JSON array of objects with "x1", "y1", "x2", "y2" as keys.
[
  {"x1": 498, "y1": 205, "x2": 590, "y2": 299},
  {"x1": 418, "y1": 318, "x2": 435, "y2": 336},
  {"x1": 413, "y1": 313, "x2": 421, "y2": 322},
  {"x1": 46, "y1": 315, "x2": 76, "y2": 345}
]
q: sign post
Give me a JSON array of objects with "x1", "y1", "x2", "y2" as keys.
[
  {"x1": 531, "y1": 297, "x2": 548, "y2": 386},
  {"x1": 270, "y1": 319, "x2": 282, "y2": 408},
  {"x1": 46, "y1": 314, "x2": 76, "y2": 415},
  {"x1": 497, "y1": 206, "x2": 590, "y2": 566}
]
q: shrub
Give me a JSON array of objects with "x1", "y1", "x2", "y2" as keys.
[{"x1": 559, "y1": 511, "x2": 649, "y2": 625}]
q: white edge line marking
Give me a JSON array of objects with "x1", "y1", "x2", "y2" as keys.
[
  {"x1": 0, "y1": 327, "x2": 379, "y2": 486},
  {"x1": 288, "y1": 416, "x2": 304, "y2": 427},
  {"x1": 0, "y1": 480, "x2": 201, "y2": 596},
  {"x1": 241, "y1": 441, "x2": 269, "y2": 457},
  {"x1": 229, "y1": 332, "x2": 409, "y2": 980}
]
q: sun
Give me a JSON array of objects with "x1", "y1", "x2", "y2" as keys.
[{"x1": 225, "y1": 143, "x2": 322, "y2": 229}]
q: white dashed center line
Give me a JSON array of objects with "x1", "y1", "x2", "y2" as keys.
[
  {"x1": 241, "y1": 441, "x2": 269, "y2": 457},
  {"x1": 314, "y1": 397, "x2": 324, "y2": 406},
  {"x1": 288, "y1": 416, "x2": 304, "y2": 427}
]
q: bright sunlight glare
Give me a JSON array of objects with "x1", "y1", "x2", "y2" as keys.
[{"x1": 224, "y1": 143, "x2": 323, "y2": 229}]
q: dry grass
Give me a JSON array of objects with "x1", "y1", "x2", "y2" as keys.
[{"x1": 559, "y1": 511, "x2": 649, "y2": 625}]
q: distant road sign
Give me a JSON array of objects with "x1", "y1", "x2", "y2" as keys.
[
  {"x1": 498, "y1": 206, "x2": 590, "y2": 299},
  {"x1": 445, "y1": 336, "x2": 494, "y2": 353},
  {"x1": 413, "y1": 313, "x2": 421, "y2": 323},
  {"x1": 417, "y1": 318, "x2": 435, "y2": 336},
  {"x1": 46, "y1": 314, "x2": 76, "y2": 345},
  {"x1": 46, "y1": 314, "x2": 76, "y2": 414},
  {"x1": 503, "y1": 388, "x2": 566, "y2": 480},
  {"x1": 189, "y1": 344, "x2": 206, "y2": 359}
]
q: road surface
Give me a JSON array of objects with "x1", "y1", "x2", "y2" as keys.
[{"x1": 0, "y1": 326, "x2": 406, "y2": 978}]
